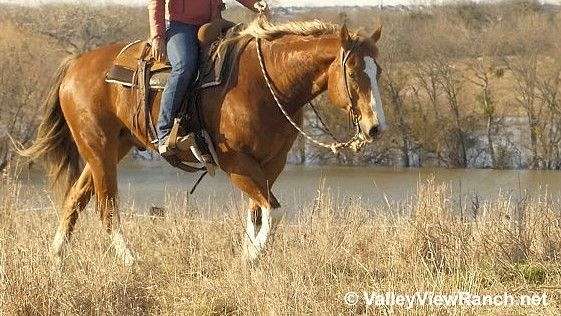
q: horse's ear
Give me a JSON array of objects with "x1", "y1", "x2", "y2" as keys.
[
  {"x1": 340, "y1": 24, "x2": 351, "y2": 49},
  {"x1": 371, "y1": 25, "x2": 382, "y2": 43}
]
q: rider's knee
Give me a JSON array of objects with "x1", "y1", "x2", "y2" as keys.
[{"x1": 173, "y1": 62, "x2": 196, "y2": 81}]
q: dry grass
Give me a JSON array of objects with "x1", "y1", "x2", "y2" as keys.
[{"x1": 1, "y1": 170, "x2": 561, "y2": 315}]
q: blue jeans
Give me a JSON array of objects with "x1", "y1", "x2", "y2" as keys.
[{"x1": 157, "y1": 20, "x2": 199, "y2": 143}]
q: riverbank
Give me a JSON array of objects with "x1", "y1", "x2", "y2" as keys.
[
  {"x1": 1, "y1": 172, "x2": 560, "y2": 314},
  {"x1": 12, "y1": 159, "x2": 561, "y2": 214}
]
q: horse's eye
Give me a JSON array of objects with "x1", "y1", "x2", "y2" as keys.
[{"x1": 349, "y1": 72, "x2": 355, "y2": 79}]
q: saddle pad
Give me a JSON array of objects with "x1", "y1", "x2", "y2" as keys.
[
  {"x1": 105, "y1": 66, "x2": 169, "y2": 89},
  {"x1": 105, "y1": 65, "x2": 136, "y2": 88}
]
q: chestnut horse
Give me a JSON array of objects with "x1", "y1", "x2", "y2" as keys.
[{"x1": 20, "y1": 18, "x2": 385, "y2": 266}]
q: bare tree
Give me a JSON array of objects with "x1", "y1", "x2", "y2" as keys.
[
  {"x1": 435, "y1": 57, "x2": 469, "y2": 168},
  {"x1": 382, "y1": 65, "x2": 415, "y2": 167},
  {"x1": 504, "y1": 55, "x2": 542, "y2": 168},
  {"x1": 9, "y1": 4, "x2": 147, "y2": 54},
  {"x1": 463, "y1": 58, "x2": 505, "y2": 168},
  {"x1": 535, "y1": 59, "x2": 561, "y2": 168}
]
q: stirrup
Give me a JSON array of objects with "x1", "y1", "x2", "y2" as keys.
[
  {"x1": 175, "y1": 134, "x2": 196, "y2": 152},
  {"x1": 167, "y1": 118, "x2": 216, "y2": 176},
  {"x1": 189, "y1": 145, "x2": 215, "y2": 176},
  {"x1": 158, "y1": 137, "x2": 175, "y2": 157},
  {"x1": 158, "y1": 118, "x2": 183, "y2": 156},
  {"x1": 167, "y1": 118, "x2": 183, "y2": 150}
]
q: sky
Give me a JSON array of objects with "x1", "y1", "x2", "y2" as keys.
[{"x1": 0, "y1": 0, "x2": 559, "y2": 6}]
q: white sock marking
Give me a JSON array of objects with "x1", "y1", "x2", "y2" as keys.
[
  {"x1": 52, "y1": 229, "x2": 66, "y2": 257},
  {"x1": 364, "y1": 57, "x2": 387, "y2": 131},
  {"x1": 246, "y1": 209, "x2": 256, "y2": 238},
  {"x1": 244, "y1": 209, "x2": 259, "y2": 261},
  {"x1": 243, "y1": 207, "x2": 282, "y2": 262},
  {"x1": 255, "y1": 208, "x2": 271, "y2": 248},
  {"x1": 111, "y1": 230, "x2": 134, "y2": 266}
]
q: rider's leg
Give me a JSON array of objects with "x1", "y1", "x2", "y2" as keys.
[{"x1": 157, "y1": 21, "x2": 199, "y2": 150}]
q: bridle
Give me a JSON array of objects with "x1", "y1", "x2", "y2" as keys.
[
  {"x1": 340, "y1": 41, "x2": 364, "y2": 134},
  {"x1": 256, "y1": 37, "x2": 371, "y2": 154}
]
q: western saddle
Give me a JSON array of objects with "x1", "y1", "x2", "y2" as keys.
[{"x1": 105, "y1": 19, "x2": 252, "y2": 175}]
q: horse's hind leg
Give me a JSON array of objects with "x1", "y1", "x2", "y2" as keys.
[
  {"x1": 93, "y1": 166, "x2": 134, "y2": 266},
  {"x1": 51, "y1": 142, "x2": 132, "y2": 266},
  {"x1": 52, "y1": 164, "x2": 93, "y2": 266},
  {"x1": 88, "y1": 141, "x2": 135, "y2": 266}
]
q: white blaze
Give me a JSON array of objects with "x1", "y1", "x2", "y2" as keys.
[{"x1": 364, "y1": 57, "x2": 387, "y2": 131}]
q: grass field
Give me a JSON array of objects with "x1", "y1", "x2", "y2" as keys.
[{"x1": 1, "y1": 169, "x2": 561, "y2": 315}]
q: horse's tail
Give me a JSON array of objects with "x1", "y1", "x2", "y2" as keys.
[{"x1": 17, "y1": 56, "x2": 80, "y2": 200}]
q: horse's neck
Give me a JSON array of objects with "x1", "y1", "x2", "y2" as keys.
[{"x1": 263, "y1": 34, "x2": 340, "y2": 107}]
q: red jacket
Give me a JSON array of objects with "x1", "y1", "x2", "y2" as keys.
[{"x1": 149, "y1": 0, "x2": 257, "y2": 39}]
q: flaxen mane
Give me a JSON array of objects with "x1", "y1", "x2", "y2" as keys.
[
  {"x1": 217, "y1": 16, "x2": 340, "y2": 54},
  {"x1": 239, "y1": 16, "x2": 339, "y2": 39}
]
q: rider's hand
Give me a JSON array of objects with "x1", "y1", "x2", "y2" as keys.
[
  {"x1": 151, "y1": 36, "x2": 166, "y2": 62},
  {"x1": 254, "y1": 1, "x2": 269, "y2": 15}
]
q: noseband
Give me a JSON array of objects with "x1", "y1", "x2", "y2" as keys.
[{"x1": 256, "y1": 37, "x2": 370, "y2": 154}]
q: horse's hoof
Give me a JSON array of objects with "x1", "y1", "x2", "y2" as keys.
[
  {"x1": 50, "y1": 255, "x2": 64, "y2": 274},
  {"x1": 122, "y1": 252, "x2": 136, "y2": 267},
  {"x1": 241, "y1": 241, "x2": 261, "y2": 265}
]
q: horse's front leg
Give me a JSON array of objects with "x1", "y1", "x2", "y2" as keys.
[
  {"x1": 244, "y1": 202, "x2": 260, "y2": 260},
  {"x1": 225, "y1": 153, "x2": 283, "y2": 262},
  {"x1": 243, "y1": 201, "x2": 282, "y2": 262},
  {"x1": 242, "y1": 201, "x2": 281, "y2": 261}
]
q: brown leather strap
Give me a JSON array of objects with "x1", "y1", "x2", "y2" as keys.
[
  {"x1": 168, "y1": 118, "x2": 181, "y2": 149},
  {"x1": 137, "y1": 41, "x2": 153, "y2": 61},
  {"x1": 137, "y1": 60, "x2": 158, "y2": 142},
  {"x1": 163, "y1": 155, "x2": 203, "y2": 173}
]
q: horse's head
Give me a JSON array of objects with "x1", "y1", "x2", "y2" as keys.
[{"x1": 327, "y1": 24, "x2": 386, "y2": 141}]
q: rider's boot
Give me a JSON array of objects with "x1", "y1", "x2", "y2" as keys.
[
  {"x1": 159, "y1": 118, "x2": 216, "y2": 175},
  {"x1": 158, "y1": 118, "x2": 183, "y2": 157}
]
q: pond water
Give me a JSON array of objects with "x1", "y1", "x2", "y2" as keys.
[{"x1": 11, "y1": 159, "x2": 561, "y2": 215}]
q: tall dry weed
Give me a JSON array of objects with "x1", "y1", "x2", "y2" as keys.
[{"x1": 1, "y1": 171, "x2": 560, "y2": 314}]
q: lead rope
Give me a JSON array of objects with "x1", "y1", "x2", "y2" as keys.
[{"x1": 255, "y1": 38, "x2": 367, "y2": 154}]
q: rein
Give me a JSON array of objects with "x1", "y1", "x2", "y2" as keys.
[{"x1": 255, "y1": 38, "x2": 369, "y2": 154}]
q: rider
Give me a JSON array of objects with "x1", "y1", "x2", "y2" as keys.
[{"x1": 148, "y1": 0, "x2": 268, "y2": 155}]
